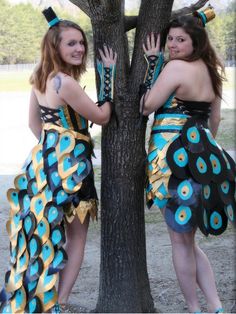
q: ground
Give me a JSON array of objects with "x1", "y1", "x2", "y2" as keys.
[{"x1": 0, "y1": 175, "x2": 235, "y2": 313}]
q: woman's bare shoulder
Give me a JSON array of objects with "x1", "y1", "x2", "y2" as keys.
[
  {"x1": 50, "y1": 72, "x2": 82, "y2": 94},
  {"x1": 164, "y1": 60, "x2": 208, "y2": 81},
  {"x1": 52, "y1": 72, "x2": 75, "y2": 85},
  {"x1": 164, "y1": 59, "x2": 193, "y2": 72}
]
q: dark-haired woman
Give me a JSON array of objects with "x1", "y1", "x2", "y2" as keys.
[
  {"x1": 0, "y1": 9, "x2": 117, "y2": 314},
  {"x1": 141, "y1": 12, "x2": 235, "y2": 314}
]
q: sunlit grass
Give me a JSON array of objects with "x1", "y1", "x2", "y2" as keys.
[
  {"x1": 0, "y1": 70, "x2": 32, "y2": 91},
  {"x1": 0, "y1": 68, "x2": 96, "y2": 92},
  {"x1": 0, "y1": 67, "x2": 234, "y2": 92},
  {"x1": 216, "y1": 108, "x2": 235, "y2": 150},
  {"x1": 0, "y1": 67, "x2": 234, "y2": 150},
  {"x1": 224, "y1": 67, "x2": 235, "y2": 90}
]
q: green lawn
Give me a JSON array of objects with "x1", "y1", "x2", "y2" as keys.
[
  {"x1": 216, "y1": 108, "x2": 235, "y2": 150},
  {"x1": 0, "y1": 68, "x2": 96, "y2": 92},
  {"x1": 0, "y1": 67, "x2": 234, "y2": 150},
  {"x1": 0, "y1": 70, "x2": 32, "y2": 91},
  {"x1": 92, "y1": 109, "x2": 235, "y2": 151},
  {"x1": 224, "y1": 67, "x2": 235, "y2": 90},
  {"x1": 0, "y1": 67, "x2": 234, "y2": 92}
]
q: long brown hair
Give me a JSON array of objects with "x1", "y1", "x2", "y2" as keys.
[
  {"x1": 30, "y1": 20, "x2": 88, "y2": 92},
  {"x1": 162, "y1": 15, "x2": 225, "y2": 98}
]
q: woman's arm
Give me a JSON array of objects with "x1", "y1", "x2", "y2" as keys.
[
  {"x1": 59, "y1": 46, "x2": 117, "y2": 126},
  {"x1": 140, "y1": 33, "x2": 180, "y2": 116},
  {"x1": 28, "y1": 88, "x2": 42, "y2": 139},
  {"x1": 59, "y1": 78, "x2": 112, "y2": 125},
  {"x1": 142, "y1": 61, "x2": 181, "y2": 115},
  {"x1": 209, "y1": 95, "x2": 221, "y2": 138}
]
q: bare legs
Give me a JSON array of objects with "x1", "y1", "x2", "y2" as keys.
[
  {"x1": 58, "y1": 215, "x2": 89, "y2": 304},
  {"x1": 168, "y1": 228, "x2": 200, "y2": 312},
  {"x1": 167, "y1": 226, "x2": 222, "y2": 313},
  {"x1": 194, "y1": 245, "x2": 222, "y2": 312}
]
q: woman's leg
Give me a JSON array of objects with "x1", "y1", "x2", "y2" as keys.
[
  {"x1": 58, "y1": 215, "x2": 90, "y2": 304},
  {"x1": 167, "y1": 227, "x2": 200, "y2": 312},
  {"x1": 194, "y1": 244, "x2": 222, "y2": 313}
]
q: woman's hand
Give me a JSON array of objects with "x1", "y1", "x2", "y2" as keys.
[
  {"x1": 98, "y1": 45, "x2": 117, "y2": 67},
  {"x1": 143, "y1": 33, "x2": 160, "y2": 57}
]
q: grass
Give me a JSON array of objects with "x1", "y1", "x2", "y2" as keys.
[
  {"x1": 0, "y1": 70, "x2": 32, "y2": 91},
  {"x1": 0, "y1": 67, "x2": 234, "y2": 92},
  {"x1": 0, "y1": 67, "x2": 234, "y2": 150},
  {"x1": 1, "y1": 67, "x2": 232, "y2": 149},
  {"x1": 224, "y1": 67, "x2": 235, "y2": 90},
  {"x1": 0, "y1": 68, "x2": 96, "y2": 92},
  {"x1": 80, "y1": 68, "x2": 96, "y2": 92},
  {"x1": 216, "y1": 109, "x2": 235, "y2": 150},
  {"x1": 93, "y1": 108, "x2": 235, "y2": 151}
]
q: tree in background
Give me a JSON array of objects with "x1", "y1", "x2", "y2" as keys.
[
  {"x1": 0, "y1": 0, "x2": 93, "y2": 64},
  {"x1": 68, "y1": 0, "x2": 209, "y2": 312},
  {"x1": 0, "y1": 0, "x2": 235, "y2": 65},
  {"x1": 207, "y1": 1, "x2": 235, "y2": 66},
  {"x1": 220, "y1": 0, "x2": 235, "y2": 65},
  {"x1": 0, "y1": 1, "x2": 46, "y2": 63}
]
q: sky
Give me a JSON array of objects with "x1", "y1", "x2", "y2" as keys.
[
  {"x1": 6, "y1": 0, "x2": 233, "y2": 17},
  {"x1": 125, "y1": 0, "x2": 231, "y2": 10},
  {"x1": 8, "y1": 0, "x2": 232, "y2": 10}
]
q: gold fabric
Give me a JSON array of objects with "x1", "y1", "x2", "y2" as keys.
[
  {"x1": 43, "y1": 123, "x2": 90, "y2": 142},
  {"x1": 65, "y1": 199, "x2": 98, "y2": 224},
  {"x1": 146, "y1": 110, "x2": 187, "y2": 208}
]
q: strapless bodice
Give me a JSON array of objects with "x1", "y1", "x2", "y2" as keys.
[{"x1": 39, "y1": 104, "x2": 88, "y2": 133}]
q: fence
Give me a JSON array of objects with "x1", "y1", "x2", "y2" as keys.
[
  {"x1": 0, "y1": 60, "x2": 235, "y2": 71},
  {"x1": 0, "y1": 64, "x2": 36, "y2": 71}
]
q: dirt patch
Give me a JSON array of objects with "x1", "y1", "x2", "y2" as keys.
[{"x1": 0, "y1": 175, "x2": 235, "y2": 313}]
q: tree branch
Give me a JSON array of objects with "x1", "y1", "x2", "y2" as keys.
[
  {"x1": 87, "y1": 0, "x2": 101, "y2": 12},
  {"x1": 171, "y1": 0, "x2": 209, "y2": 19},
  {"x1": 123, "y1": 0, "x2": 208, "y2": 32},
  {"x1": 125, "y1": 16, "x2": 138, "y2": 32},
  {"x1": 69, "y1": 0, "x2": 91, "y2": 17},
  {"x1": 86, "y1": 0, "x2": 121, "y2": 24},
  {"x1": 105, "y1": 0, "x2": 121, "y2": 13}
]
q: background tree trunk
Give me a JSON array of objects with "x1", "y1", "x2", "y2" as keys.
[{"x1": 69, "y1": 0, "x2": 206, "y2": 312}]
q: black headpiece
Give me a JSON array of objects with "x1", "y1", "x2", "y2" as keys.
[{"x1": 42, "y1": 7, "x2": 60, "y2": 27}]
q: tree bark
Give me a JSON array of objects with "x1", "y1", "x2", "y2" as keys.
[
  {"x1": 89, "y1": 1, "x2": 175, "y2": 312},
  {"x1": 68, "y1": 0, "x2": 91, "y2": 17},
  {"x1": 171, "y1": 0, "x2": 208, "y2": 19},
  {"x1": 69, "y1": 0, "x2": 207, "y2": 312},
  {"x1": 124, "y1": 16, "x2": 138, "y2": 32}
]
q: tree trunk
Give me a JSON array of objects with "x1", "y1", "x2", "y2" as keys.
[
  {"x1": 96, "y1": 97, "x2": 151, "y2": 312},
  {"x1": 90, "y1": 4, "x2": 152, "y2": 311},
  {"x1": 70, "y1": 0, "x2": 174, "y2": 312},
  {"x1": 90, "y1": 1, "x2": 174, "y2": 312}
]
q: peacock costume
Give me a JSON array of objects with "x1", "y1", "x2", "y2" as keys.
[
  {"x1": 0, "y1": 7, "x2": 116, "y2": 314},
  {"x1": 140, "y1": 11, "x2": 236, "y2": 236},
  {"x1": 146, "y1": 94, "x2": 236, "y2": 235},
  {"x1": 0, "y1": 104, "x2": 99, "y2": 313}
]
